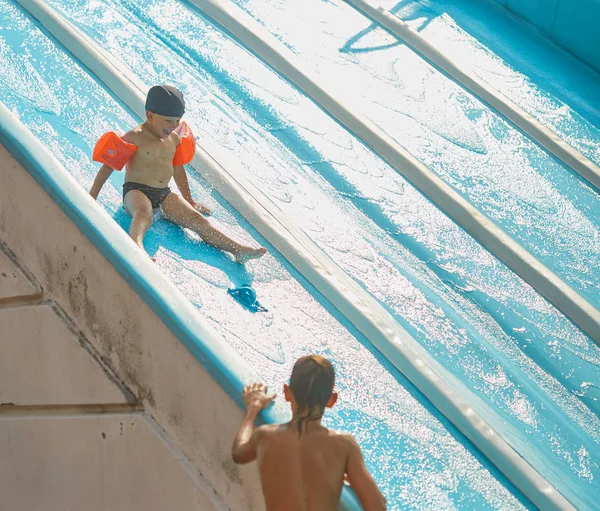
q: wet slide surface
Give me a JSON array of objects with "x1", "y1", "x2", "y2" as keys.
[
  {"x1": 0, "y1": 1, "x2": 531, "y2": 509},
  {"x1": 377, "y1": 0, "x2": 600, "y2": 167},
  {"x1": 229, "y1": 0, "x2": 600, "y2": 311},
  {"x1": 4, "y1": 0, "x2": 600, "y2": 507}
]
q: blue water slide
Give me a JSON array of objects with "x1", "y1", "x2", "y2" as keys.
[
  {"x1": 0, "y1": 1, "x2": 538, "y2": 509},
  {"x1": 2, "y1": 0, "x2": 600, "y2": 509}
]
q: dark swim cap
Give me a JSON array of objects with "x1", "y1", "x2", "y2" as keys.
[{"x1": 145, "y1": 85, "x2": 185, "y2": 118}]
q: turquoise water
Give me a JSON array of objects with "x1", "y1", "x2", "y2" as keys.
[
  {"x1": 2, "y1": 0, "x2": 600, "y2": 508},
  {"x1": 0, "y1": 1, "x2": 532, "y2": 509},
  {"x1": 229, "y1": 0, "x2": 600, "y2": 311},
  {"x1": 379, "y1": 0, "x2": 600, "y2": 166}
]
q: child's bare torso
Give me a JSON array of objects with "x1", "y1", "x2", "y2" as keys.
[
  {"x1": 256, "y1": 423, "x2": 351, "y2": 511},
  {"x1": 123, "y1": 124, "x2": 179, "y2": 188}
]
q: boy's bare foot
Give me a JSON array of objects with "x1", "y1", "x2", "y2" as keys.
[
  {"x1": 134, "y1": 241, "x2": 156, "y2": 262},
  {"x1": 234, "y1": 247, "x2": 267, "y2": 264}
]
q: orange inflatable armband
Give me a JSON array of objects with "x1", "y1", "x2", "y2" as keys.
[
  {"x1": 93, "y1": 132, "x2": 137, "y2": 171},
  {"x1": 172, "y1": 122, "x2": 196, "y2": 166}
]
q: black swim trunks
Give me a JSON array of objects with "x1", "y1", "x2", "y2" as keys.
[{"x1": 123, "y1": 182, "x2": 171, "y2": 209}]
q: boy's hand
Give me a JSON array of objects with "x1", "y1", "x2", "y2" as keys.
[
  {"x1": 243, "y1": 383, "x2": 276, "y2": 411},
  {"x1": 188, "y1": 199, "x2": 212, "y2": 216},
  {"x1": 233, "y1": 383, "x2": 272, "y2": 464}
]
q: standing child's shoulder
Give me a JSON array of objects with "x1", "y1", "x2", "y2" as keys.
[
  {"x1": 252, "y1": 423, "x2": 281, "y2": 446},
  {"x1": 256, "y1": 423, "x2": 284, "y2": 436},
  {"x1": 328, "y1": 430, "x2": 360, "y2": 451}
]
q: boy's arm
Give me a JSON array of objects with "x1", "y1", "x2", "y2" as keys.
[
  {"x1": 90, "y1": 164, "x2": 114, "y2": 200},
  {"x1": 231, "y1": 406, "x2": 263, "y2": 464},
  {"x1": 345, "y1": 435, "x2": 387, "y2": 511},
  {"x1": 90, "y1": 129, "x2": 137, "y2": 200},
  {"x1": 172, "y1": 165, "x2": 211, "y2": 215},
  {"x1": 231, "y1": 383, "x2": 275, "y2": 464}
]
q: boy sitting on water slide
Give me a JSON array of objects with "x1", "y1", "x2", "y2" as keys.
[
  {"x1": 90, "y1": 85, "x2": 266, "y2": 263},
  {"x1": 232, "y1": 355, "x2": 387, "y2": 511}
]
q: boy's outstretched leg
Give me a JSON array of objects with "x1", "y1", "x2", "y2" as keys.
[
  {"x1": 162, "y1": 193, "x2": 266, "y2": 263},
  {"x1": 124, "y1": 190, "x2": 155, "y2": 261}
]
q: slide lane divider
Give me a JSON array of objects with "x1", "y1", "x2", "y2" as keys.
[
  {"x1": 14, "y1": 1, "x2": 577, "y2": 509},
  {"x1": 183, "y1": 0, "x2": 600, "y2": 347},
  {"x1": 344, "y1": 0, "x2": 600, "y2": 192}
]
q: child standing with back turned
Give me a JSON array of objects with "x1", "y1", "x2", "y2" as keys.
[{"x1": 232, "y1": 355, "x2": 387, "y2": 510}]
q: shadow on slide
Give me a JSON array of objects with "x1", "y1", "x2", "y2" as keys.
[{"x1": 111, "y1": 208, "x2": 255, "y2": 291}]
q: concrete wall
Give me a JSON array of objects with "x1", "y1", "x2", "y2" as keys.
[
  {"x1": 488, "y1": 0, "x2": 600, "y2": 73},
  {"x1": 0, "y1": 247, "x2": 229, "y2": 510},
  {"x1": 1, "y1": 412, "x2": 222, "y2": 511},
  {"x1": 0, "y1": 142, "x2": 264, "y2": 510}
]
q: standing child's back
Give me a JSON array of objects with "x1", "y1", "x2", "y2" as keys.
[{"x1": 232, "y1": 356, "x2": 387, "y2": 511}]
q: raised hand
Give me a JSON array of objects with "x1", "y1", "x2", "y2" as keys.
[{"x1": 243, "y1": 383, "x2": 276, "y2": 411}]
